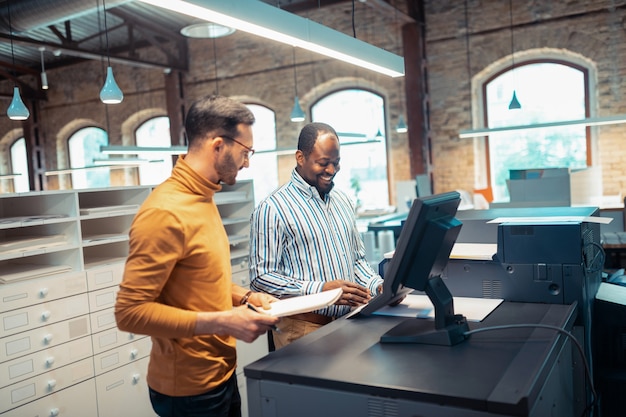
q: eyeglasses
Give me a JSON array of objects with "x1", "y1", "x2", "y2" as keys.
[{"x1": 221, "y1": 135, "x2": 255, "y2": 159}]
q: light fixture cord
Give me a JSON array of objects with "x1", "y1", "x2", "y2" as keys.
[
  {"x1": 103, "y1": 0, "x2": 111, "y2": 66},
  {"x1": 213, "y1": 38, "x2": 219, "y2": 95},
  {"x1": 40, "y1": 49, "x2": 45, "y2": 72},
  {"x1": 6, "y1": 0, "x2": 17, "y2": 83},
  {"x1": 351, "y1": 0, "x2": 356, "y2": 38},
  {"x1": 465, "y1": 0, "x2": 471, "y2": 117},
  {"x1": 292, "y1": 47, "x2": 298, "y2": 97},
  {"x1": 509, "y1": 0, "x2": 515, "y2": 71}
]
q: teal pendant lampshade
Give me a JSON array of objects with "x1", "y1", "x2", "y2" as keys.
[
  {"x1": 395, "y1": 115, "x2": 408, "y2": 133},
  {"x1": 508, "y1": 90, "x2": 521, "y2": 110},
  {"x1": 7, "y1": 86, "x2": 30, "y2": 120},
  {"x1": 100, "y1": 66, "x2": 124, "y2": 104},
  {"x1": 290, "y1": 96, "x2": 305, "y2": 122}
]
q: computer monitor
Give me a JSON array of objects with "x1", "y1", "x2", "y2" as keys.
[{"x1": 360, "y1": 191, "x2": 469, "y2": 346}]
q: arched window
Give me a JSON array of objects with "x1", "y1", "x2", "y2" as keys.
[
  {"x1": 484, "y1": 61, "x2": 588, "y2": 202},
  {"x1": 237, "y1": 104, "x2": 278, "y2": 203},
  {"x1": 311, "y1": 89, "x2": 388, "y2": 209},
  {"x1": 135, "y1": 116, "x2": 173, "y2": 186},
  {"x1": 10, "y1": 137, "x2": 30, "y2": 193},
  {"x1": 68, "y1": 127, "x2": 109, "y2": 189}
]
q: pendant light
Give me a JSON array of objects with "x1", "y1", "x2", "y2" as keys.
[
  {"x1": 507, "y1": 0, "x2": 521, "y2": 110},
  {"x1": 39, "y1": 47, "x2": 49, "y2": 90},
  {"x1": 99, "y1": 0, "x2": 124, "y2": 104},
  {"x1": 5, "y1": 0, "x2": 30, "y2": 120},
  {"x1": 395, "y1": 115, "x2": 408, "y2": 133},
  {"x1": 375, "y1": 128, "x2": 384, "y2": 140},
  {"x1": 290, "y1": 48, "x2": 305, "y2": 122}
]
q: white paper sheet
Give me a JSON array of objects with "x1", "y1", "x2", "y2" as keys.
[
  {"x1": 450, "y1": 243, "x2": 497, "y2": 260},
  {"x1": 372, "y1": 293, "x2": 503, "y2": 322},
  {"x1": 254, "y1": 288, "x2": 343, "y2": 317}
]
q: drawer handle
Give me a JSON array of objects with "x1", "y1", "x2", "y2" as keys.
[
  {"x1": 39, "y1": 288, "x2": 49, "y2": 298},
  {"x1": 130, "y1": 348, "x2": 138, "y2": 359},
  {"x1": 132, "y1": 373, "x2": 141, "y2": 384},
  {"x1": 43, "y1": 334, "x2": 53, "y2": 345},
  {"x1": 47, "y1": 379, "x2": 57, "y2": 390},
  {"x1": 45, "y1": 356, "x2": 55, "y2": 367},
  {"x1": 41, "y1": 311, "x2": 51, "y2": 321},
  {"x1": 49, "y1": 407, "x2": 60, "y2": 417}
]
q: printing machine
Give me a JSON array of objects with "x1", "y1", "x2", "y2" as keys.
[
  {"x1": 375, "y1": 205, "x2": 603, "y2": 412},
  {"x1": 445, "y1": 206, "x2": 603, "y2": 319},
  {"x1": 445, "y1": 206, "x2": 603, "y2": 411}
]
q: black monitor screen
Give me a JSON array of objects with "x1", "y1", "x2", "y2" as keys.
[{"x1": 359, "y1": 191, "x2": 469, "y2": 345}]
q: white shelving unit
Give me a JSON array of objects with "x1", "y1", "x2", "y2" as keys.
[
  {"x1": 0, "y1": 181, "x2": 267, "y2": 417},
  {"x1": 0, "y1": 186, "x2": 154, "y2": 417},
  {"x1": 217, "y1": 180, "x2": 269, "y2": 417}
]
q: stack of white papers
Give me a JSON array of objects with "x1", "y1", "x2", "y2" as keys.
[{"x1": 259, "y1": 288, "x2": 343, "y2": 317}]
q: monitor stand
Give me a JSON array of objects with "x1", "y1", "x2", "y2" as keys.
[{"x1": 380, "y1": 275, "x2": 470, "y2": 346}]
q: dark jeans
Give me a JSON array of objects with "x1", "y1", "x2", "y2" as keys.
[{"x1": 149, "y1": 372, "x2": 241, "y2": 417}]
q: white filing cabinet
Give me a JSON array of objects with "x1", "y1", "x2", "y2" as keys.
[
  {"x1": 0, "y1": 182, "x2": 267, "y2": 416},
  {"x1": 217, "y1": 180, "x2": 269, "y2": 417},
  {"x1": 0, "y1": 186, "x2": 153, "y2": 416}
]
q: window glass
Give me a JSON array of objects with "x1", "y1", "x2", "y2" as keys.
[
  {"x1": 237, "y1": 104, "x2": 278, "y2": 203},
  {"x1": 10, "y1": 137, "x2": 29, "y2": 192},
  {"x1": 486, "y1": 63, "x2": 587, "y2": 201},
  {"x1": 136, "y1": 116, "x2": 173, "y2": 186},
  {"x1": 311, "y1": 89, "x2": 389, "y2": 209},
  {"x1": 68, "y1": 127, "x2": 109, "y2": 189}
]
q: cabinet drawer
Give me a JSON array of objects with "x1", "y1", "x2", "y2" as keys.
[
  {"x1": 0, "y1": 294, "x2": 89, "y2": 338},
  {"x1": 0, "y1": 336, "x2": 93, "y2": 389},
  {"x1": 89, "y1": 308, "x2": 117, "y2": 334},
  {"x1": 0, "y1": 378, "x2": 97, "y2": 417},
  {"x1": 0, "y1": 315, "x2": 91, "y2": 364},
  {"x1": 232, "y1": 269, "x2": 250, "y2": 288},
  {"x1": 93, "y1": 336, "x2": 151, "y2": 375},
  {"x1": 95, "y1": 357, "x2": 156, "y2": 417},
  {"x1": 0, "y1": 357, "x2": 94, "y2": 414},
  {"x1": 86, "y1": 262, "x2": 124, "y2": 291},
  {"x1": 91, "y1": 327, "x2": 143, "y2": 356},
  {"x1": 0, "y1": 271, "x2": 87, "y2": 314},
  {"x1": 87, "y1": 286, "x2": 119, "y2": 313}
]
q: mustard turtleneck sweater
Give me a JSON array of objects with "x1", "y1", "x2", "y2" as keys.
[{"x1": 115, "y1": 156, "x2": 236, "y2": 396}]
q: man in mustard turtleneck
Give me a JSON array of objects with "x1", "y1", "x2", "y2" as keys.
[{"x1": 115, "y1": 95, "x2": 279, "y2": 417}]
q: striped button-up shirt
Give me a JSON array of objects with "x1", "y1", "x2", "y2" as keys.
[{"x1": 249, "y1": 169, "x2": 383, "y2": 317}]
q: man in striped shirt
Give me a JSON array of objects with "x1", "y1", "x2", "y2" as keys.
[{"x1": 249, "y1": 122, "x2": 384, "y2": 348}]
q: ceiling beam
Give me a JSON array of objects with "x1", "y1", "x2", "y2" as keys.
[{"x1": 0, "y1": 32, "x2": 188, "y2": 71}]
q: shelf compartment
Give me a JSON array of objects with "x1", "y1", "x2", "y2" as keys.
[
  {"x1": 0, "y1": 191, "x2": 77, "y2": 230},
  {"x1": 0, "y1": 249, "x2": 83, "y2": 283},
  {"x1": 0, "y1": 222, "x2": 80, "y2": 262},
  {"x1": 83, "y1": 241, "x2": 129, "y2": 270},
  {"x1": 80, "y1": 215, "x2": 134, "y2": 246},
  {"x1": 78, "y1": 186, "x2": 150, "y2": 219}
]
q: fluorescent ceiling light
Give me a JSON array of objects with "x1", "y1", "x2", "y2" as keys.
[
  {"x1": 101, "y1": 140, "x2": 379, "y2": 157},
  {"x1": 100, "y1": 146, "x2": 188, "y2": 155},
  {"x1": 459, "y1": 114, "x2": 626, "y2": 139},
  {"x1": 44, "y1": 166, "x2": 120, "y2": 176},
  {"x1": 138, "y1": 0, "x2": 404, "y2": 78},
  {"x1": 92, "y1": 158, "x2": 165, "y2": 166}
]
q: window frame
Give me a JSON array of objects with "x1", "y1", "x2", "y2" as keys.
[
  {"x1": 310, "y1": 87, "x2": 389, "y2": 208},
  {"x1": 474, "y1": 55, "x2": 595, "y2": 196}
]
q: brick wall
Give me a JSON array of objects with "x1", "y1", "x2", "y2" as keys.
[
  {"x1": 425, "y1": 0, "x2": 626, "y2": 198},
  {"x1": 0, "y1": 0, "x2": 624, "y2": 202}
]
